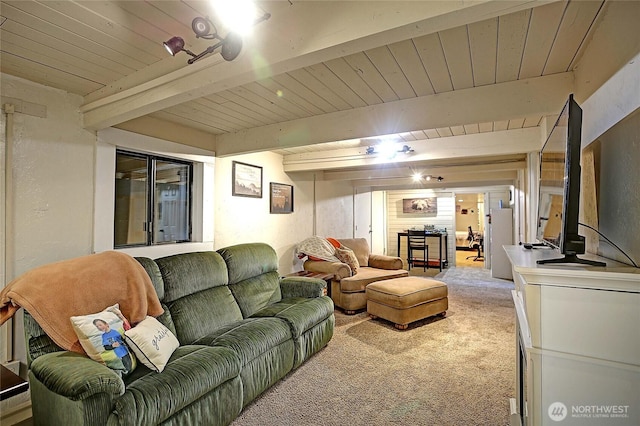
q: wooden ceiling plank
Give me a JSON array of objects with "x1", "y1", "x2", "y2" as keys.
[
  {"x1": 464, "y1": 124, "x2": 480, "y2": 134},
  {"x1": 468, "y1": 17, "x2": 498, "y2": 86},
  {"x1": 544, "y1": 0, "x2": 603, "y2": 74},
  {"x1": 508, "y1": 118, "x2": 526, "y2": 129},
  {"x1": 519, "y1": 1, "x2": 566, "y2": 79},
  {"x1": 283, "y1": 69, "x2": 345, "y2": 112},
  {"x1": 387, "y1": 39, "x2": 434, "y2": 97},
  {"x1": 479, "y1": 122, "x2": 494, "y2": 132},
  {"x1": 186, "y1": 97, "x2": 264, "y2": 128},
  {"x1": 439, "y1": 26, "x2": 474, "y2": 90},
  {"x1": 305, "y1": 63, "x2": 367, "y2": 109},
  {"x1": 413, "y1": 33, "x2": 453, "y2": 94},
  {"x1": 214, "y1": 73, "x2": 572, "y2": 155},
  {"x1": 323, "y1": 57, "x2": 382, "y2": 106},
  {"x1": 425, "y1": 129, "x2": 440, "y2": 139},
  {"x1": 496, "y1": 9, "x2": 531, "y2": 83},
  {"x1": 202, "y1": 93, "x2": 273, "y2": 126},
  {"x1": 55, "y1": 0, "x2": 169, "y2": 59},
  {"x1": 1, "y1": 53, "x2": 103, "y2": 95},
  {"x1": 162, "y1": 104, "x2": 241, "y2": 133},
  {"x1": 1, "y1": 31, "x2": 122, "y2": 85},
  {"x1": 0, "y1": 2, "x2": 148, "y2": 70},
  {"x1": 494, "y1": 120, "x2": 509, "y2": 131},
  {"x1": 343, "y1": 52, "x2": 398, "y2": 103},
  {"x1": 288, "y1": 68, "x2": 353, "y2": 112},
  {"x1": 146, "y1": 0, "x2": 204, "y2": 32},
  {"x1": 1, "y1": 18, "x2": 135, "y2": 76},
  {"x1": 227, "y1": 86, "x2": 294, "y2": 122},
  {"x1": 365, "y1": 45, "x2": 416, "y2": 99},
  {"x1": 523, "y1": 116, "x2": 543, "y2": 127},
  {"x1": 111, "y1": 0, "x2": 190, "y2": 46},
  {"x1": 216, "y1": 90, "x2": 286, "y2": 124},
  {"x1": 399, "y1": 132, "x2": 417, "y2": 142},
  {"x1": 410, "y1": 131, "x2": 427, "y2": 140},
  {"x1": 242, "y1": 81, "x2": 311, "y2": 120},
  {"x1": 150, "y1": 110, "x2": 226, "y2": 134},
  {"x1": 259, "y1": 75, "x2": 325, "y2": 116},
  {"x1": 437, "y1": 127, "x2": 454, "y2": 137},
  {"x1": 5, "y1": 1, "x2": 159, "y2": 65}
]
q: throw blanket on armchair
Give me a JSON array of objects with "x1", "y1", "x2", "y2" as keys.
[{"x1": 0, "y1": 251, "x2": 163, "y2": 354}]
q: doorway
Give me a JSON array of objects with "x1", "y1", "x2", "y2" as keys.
[{"x1": 454, "y1": 193, "x2": 484, "y2": 268}]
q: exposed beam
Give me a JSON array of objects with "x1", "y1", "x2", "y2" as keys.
[
  {"x1": 352, "y1": 170, "x2": 518, "y2": 189},
  {"x1": 221, "y1": 73, "x2": 571, "y2": 156},
  {"x1": 81, "y1": 0, "x2": 554, "y2": 130},
  {"x1": 283, "y1": 127, "x2": 542, "y2": 172}
]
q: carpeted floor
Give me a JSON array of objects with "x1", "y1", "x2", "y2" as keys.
[{"x1": 232, "y1": 267, "x2": 516, "y2": 426}]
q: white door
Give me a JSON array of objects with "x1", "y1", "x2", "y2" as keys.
[{"x1": 354, "y1": 187, "x2": 372, "y2": 245}]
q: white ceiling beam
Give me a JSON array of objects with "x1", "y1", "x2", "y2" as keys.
[
  {"x1": 222, "y1": 73, "x2": 571, "y2": 156},
  {"x1": 80, "y1": 0, "x2": 554, "y2": 130},
  {"x1": 283, "y1": 127, "x2": 542, "y2": 172},
  {"x1": 350, "y1": 170, "x2": 518, "y2": 188},
  {"x1": 319, "y1": 160, "x2": 526, "y2": 181}
]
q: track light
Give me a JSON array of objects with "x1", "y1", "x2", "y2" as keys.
[
  {"x1": 163, "y1": 8, "x2": 270, "y2": 64},
  {"x1": 412, "y1": 174, "x2": 444, "y2": 183},
  {"x1": 365, "y1": 144, "x2": 414, "y2": 158}
]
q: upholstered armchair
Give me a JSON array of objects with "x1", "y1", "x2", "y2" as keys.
[{"x1": 303, "y1": 238, "x2": 407, "y2": 314}]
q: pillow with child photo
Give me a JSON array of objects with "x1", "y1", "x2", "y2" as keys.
[{"x1": 70, "y1": 304, "x2": 137, "y2": 375}]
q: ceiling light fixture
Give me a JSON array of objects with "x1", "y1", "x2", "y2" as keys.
[
  {"x1": 163, "y1": 6, "x2": 270, "y2": 64},
  {"x1": 365, "y1": 144, "x2": 414, "y2": 158},
  {"x1": 413, "y1": 174, "x2": 444, "y2": 182}
]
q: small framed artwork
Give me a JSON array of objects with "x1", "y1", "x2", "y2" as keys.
[
  {"x1": 270, "y1": 182, "x2": 293, "y2": 214},
  {"x1": 402, "y1": 197, "x2": 437, "y2": 214},
  {"x1": 232, "y1": 161, "x2": 262, "y2": 198}
]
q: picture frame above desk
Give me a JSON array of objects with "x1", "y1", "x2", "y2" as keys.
[{"x1": 397, "y1": 231, "x2": 448, "y2": 271}]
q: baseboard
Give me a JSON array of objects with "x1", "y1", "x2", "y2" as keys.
[{"x1": 0, "y1": 400, "x2": 32, "y2": 425}]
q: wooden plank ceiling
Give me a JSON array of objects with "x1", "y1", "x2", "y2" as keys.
[{"x1": 0, "y1": 1, "x2": 605, "y2": 162}]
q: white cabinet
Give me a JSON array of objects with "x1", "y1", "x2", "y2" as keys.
[
  {"x1": 505, "y1": 245, "x2": 640, "y2": 426},
  {"x1": 490, "y1": 208, "x2": 513, "y2": 279}
]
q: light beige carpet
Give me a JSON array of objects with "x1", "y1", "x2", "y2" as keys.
[{"x1": 232, "y1": 267, "x2": 516, "y2": 426}]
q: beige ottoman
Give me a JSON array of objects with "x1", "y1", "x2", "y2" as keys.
[{"x1": 366, "y1": 277, "x2": 448, "y2": 330}]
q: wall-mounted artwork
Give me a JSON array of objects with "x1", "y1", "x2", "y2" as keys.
[
  {"x1": 232, "y1": 161, "x2": 262, "y2": 198},
  {"x1": 270, "y1": 183, "x2": 293, "y2": 214},
  {"x1": 402, "y1": 197, "x2": 437, "y2": 214}
]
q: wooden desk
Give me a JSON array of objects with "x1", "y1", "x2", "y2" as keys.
[
  {"x1": 0, "y1": 364, "x2": 29, "y2": 401},
  {"x1": 397, "y1": 231, "x2": 448, "y2": 271}
]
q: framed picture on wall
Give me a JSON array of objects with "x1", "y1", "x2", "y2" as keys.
[
  {"x1": 270, "y1": 183, "x2": 293, "y2": 214},
  {"x1": 402, "y1": 197, "x2": 437, "y2": 214},
  {"x1": 232, "y1": 161, "x2": 262, "y2": 198}
]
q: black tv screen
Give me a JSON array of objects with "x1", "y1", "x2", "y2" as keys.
[{"x1": 535, "y1": 95, "x2": 605, "y2": 266}]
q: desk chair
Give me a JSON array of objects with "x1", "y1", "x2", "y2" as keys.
[
  {"x1": 466, "y1": 226, "x2": 484, "y2": 261},
  {"x1": 407, "y1": 230, "x2": 429, "y2": 271}
]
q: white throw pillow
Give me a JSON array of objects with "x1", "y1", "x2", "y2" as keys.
[{"x1": 124, "y1": 316, "x2": 179, "y2": 373}]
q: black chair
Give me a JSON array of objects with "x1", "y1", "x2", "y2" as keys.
[
  {"x1": 407, "y1": 230, "x2": 429, "y2": 271},
  {"x1": 466, "y1": 226, "x2": 484, "y2": 261}
]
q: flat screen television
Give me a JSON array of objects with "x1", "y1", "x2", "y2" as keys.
[{"x1": 535, "y1": 94, "x2": 605, "y2": 266}]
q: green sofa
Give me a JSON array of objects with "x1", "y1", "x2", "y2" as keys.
[{"x1": 23, "y1": 243, "x2": 335, "y2": 425}]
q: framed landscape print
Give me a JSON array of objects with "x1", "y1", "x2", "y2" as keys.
[
  {"x1": 270, "y1": 183, "x2": 293, "y2": 214},
  {"x1": 402, "y1": 197, "x2": 437, "y2": 214},
  {"x1": 232, "y1": 161, "x2": 262, "y2": 198}
]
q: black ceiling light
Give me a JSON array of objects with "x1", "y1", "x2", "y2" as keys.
[{"x1": 163, "y1": 12, "x2": 270, "y2": 64}]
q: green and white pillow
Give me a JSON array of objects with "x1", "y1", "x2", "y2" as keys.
[{"x1": 70, "y1": 304, "x2": 137, "y2": 375}]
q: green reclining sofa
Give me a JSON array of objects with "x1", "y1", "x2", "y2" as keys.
[{"x1": 24, "y1": 243, "x2": 335, "y2": 425}]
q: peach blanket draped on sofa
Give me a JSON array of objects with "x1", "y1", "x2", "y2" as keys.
[{"x1": 0, "y1": 251, "x2": 163, "y2": 354}]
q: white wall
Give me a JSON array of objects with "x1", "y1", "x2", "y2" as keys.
[
  {"x1": 314, "y1": 179, "x2": 354, "y2": 239},
  {"x1": 214, "y1": 152, "x2": 316, "y2": 274},
  {"x1": 1, "y1": 74, "x2": 96, "y2": 413}
]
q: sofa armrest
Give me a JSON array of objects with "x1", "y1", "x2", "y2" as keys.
[
  {"x1": 30, "y1": 351, "x2": 125, "y2": 401},
  {"x1": 280, "y1": 277, "x2": 326, "y2": 298},
  {"x1": 303, "y1": 260, "x2": 351, "y2": 279},
  {"x1": 368, "y1": 254, "x2": 404, "y2": 270}
]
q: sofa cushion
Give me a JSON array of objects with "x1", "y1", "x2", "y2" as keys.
[
  {"x1": 194, "y1": 317, "x2": 292, "y2": 365},
  {"x1": 251, "y1": 297, "x2": 334, "y2": 337},
  {"x1": 124, "y1": 316, "x2": 179, "y2": 373},
  {"x1": 114, "y1": 345, "x2": 241, "y2": 425},
  {"x1": 335, "y1": 246, "x2": 360, "y2": 274},
  {"x1": 337, "y1": 238, "x2": 371, "y2": 266},
  {"x1": 339, "y1": 267, "x2": 409, "y2": 293},
  {"x1": 155, "y1": 252, "x2": 229, "y2": 303},
  {"x1": 229, "y1": 271, "x2": 282, "y2": 318},
  {"x1": 135, "y1": 257, "x2": 165, "y2": 300},
  {"x1": 217, "y1": 243, "x2": 279, "y2": 285},
  {"x1": 167, "y1": 286, "x2": 243, "y2": 345}
]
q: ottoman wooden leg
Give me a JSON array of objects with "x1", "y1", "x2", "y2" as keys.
[
  {"x1": 345, "y1": 310, "x2": 357, "y2": 315},
  {"x1": 369, "y1": 314, "x2": 378, "y2": 319},
  {"x1": 394, "y1": 323, "x2": 409, "y2": 330}
]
